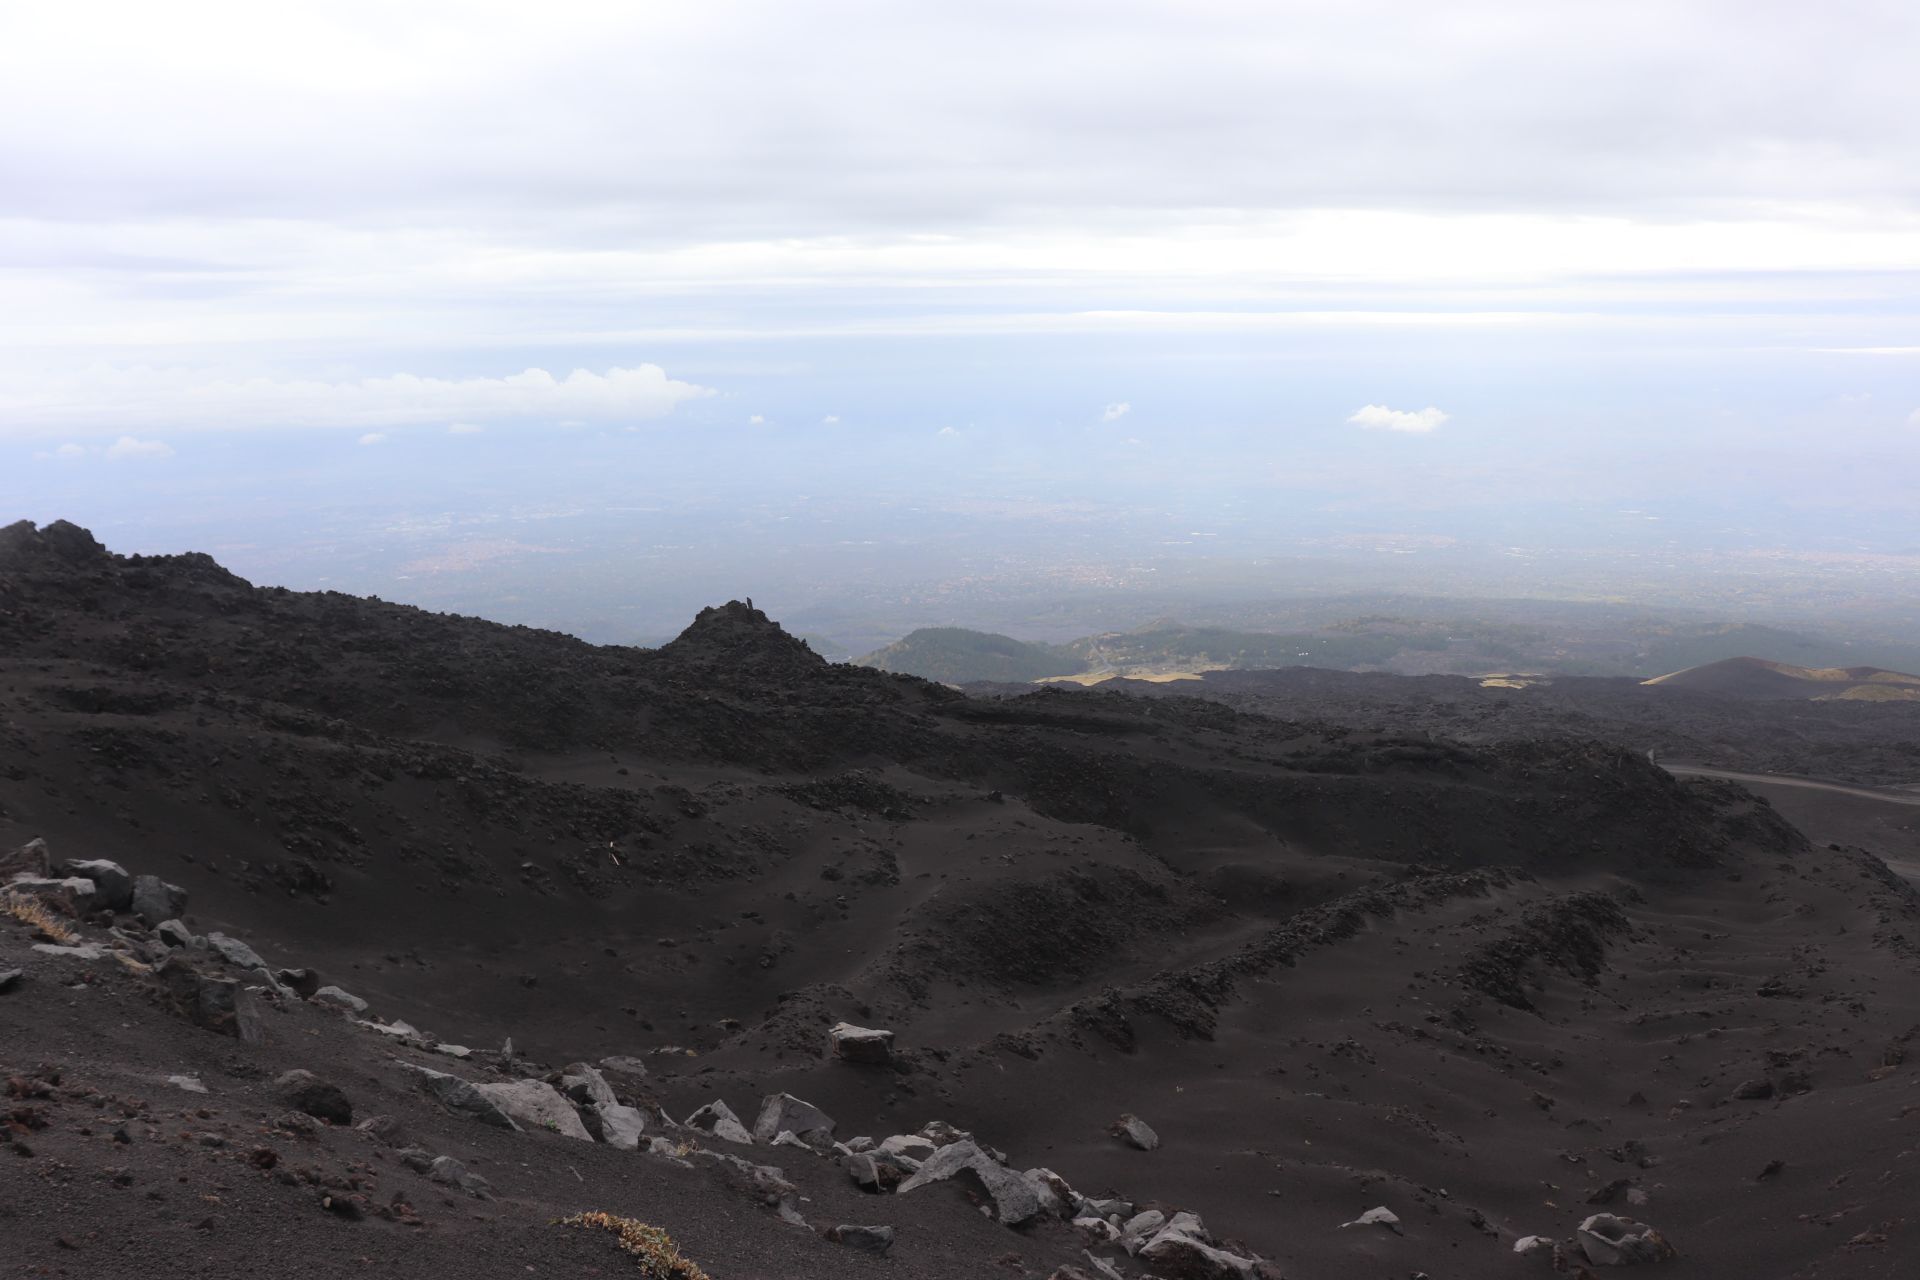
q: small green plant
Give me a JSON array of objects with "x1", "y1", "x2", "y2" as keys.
[{"x1": 555, "y1": 1212, "x2": 711, "y2": 1279}]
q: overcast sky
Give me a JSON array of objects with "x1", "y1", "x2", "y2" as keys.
[{"x1": 2, "y1": 1, "x2": 1916, "y2": 600}]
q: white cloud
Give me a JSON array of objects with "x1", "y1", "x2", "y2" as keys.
[
  {"x1": 822, "y1": 414, "x2": 839, "y2": 424},
  {"x1": 104, "y1": 435, "x2": 173, "y2": 460},
  {"x1": 0, "y1": 363, "x2": 712, "y2": 438},
  {"x1": 32, "y1": 442, "x2": 89, "y2": 461},
  {"x1": 358, "y1": 432, "x2": 387, "y2": 445},
  {"x1": 1102, "y1": 402, "x2": 1131, "y2": 422},
  {"x1": 1348, "y1": 404, "x2": 1450, "y2": 434},
  {"x1": 936, "y1": 426, "x2": 959, "y2": 436},
  {"x1": 748, "y1": 414, "x2": 765, "y2": 425},
  {"x1": 1908, "y1": 408, "x2": 1920, "y2": 428},
  {"x1": 447, "y1": 421, "x2": 485, "y2": 434}
]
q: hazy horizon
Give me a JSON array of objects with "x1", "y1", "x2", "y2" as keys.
[{"x1": 4, "y1": 2, "x2": 1917, "y2": 647}]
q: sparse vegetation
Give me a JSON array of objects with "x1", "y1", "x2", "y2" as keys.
[
  {"x1": 0, "y1": 891, "x2": 77, "y2": 945},
  {"x1": 555, "y1": 1212, "x2": 711, "y2": 1280}
]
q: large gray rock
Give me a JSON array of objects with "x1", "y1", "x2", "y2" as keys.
[
  {"x1": 1578, "y1": 1214, "x2": 1677, "y2": 1266},
  {"x1": 1139, "y1": 1212, "x2": 1261, "y2": 1280},
  {"x1": 753, "y1": 1092, "x2": 835, "y2": 1147},
  {"x1": 397, "y1": 1062, "x2": 518, "y2": 1129},
  {"x1": 558, "y1": 1062, "x2": 618, "y2": 1110},
  {"x1": 130, "y1": 875, "x2": 188, "y2": 923},
  {"x1": 205, "y1": 931, "x2": 268, "y2": 970},
  {"x1": 276, "y1": 1069, "x2": 353, "y2": 1125},
  {"x1": 275, "y1": 967, "x2": 321, "y2": 998},
  {"x1": 599, "y1": 1054, "x2": 650, "y2": 1080},
  {"x1": 878, "y1": 1133, "x2": 937, "y2": 1163},
  {"x1": 1113, "y1": 1113, "x2": 1160, "y2": 1151},
  {"x1": 155, "y1": 919, "x2": 194, "y2": 948},
  {"x1": 895, "y1": 1139, "x2": 1045, "y2": 1226},
  {"x1": 582, "y1": 1102, "x2": 648, "y2": 1149},
  {"x1": 473, "y1": 1080, "x2": 593, "y2": 1141},
  {"x1": 828, "y1": 1021, "x2": 895, "y2": 1064},
  {"x1": 312, "y1": 985, "x2": 368, "y2": 1014},
  {"x1": 686, "y1": 1099, "x2": 755, "y2": 1145},
  {"x1": 693, "y1": 1149, "x2": 805, "y2": 1222},
  {"x1": 60, "y1": 859, "x2": 133, "y2": 911},
  {"x1": 149, "y1": 954, "x2": 265, "y2": 1043},
  {"x1": 826, "y1": 1224, "x2": 895, "y2": 1255},
  {"x1": 1, "y1": 838, "x2": 50, "y2": 879},
  {"x1": 9, "y1": 876, "x2": 99, "y2": 916}
]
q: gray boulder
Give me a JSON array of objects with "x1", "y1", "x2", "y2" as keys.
[
  {"x1": 9, "y1": 876, "x2": 99, "y2": 916},
  {"x1": 828, "y1": 1021, "x2": 895, "y2": 1064},
  {"x1": 753, "y1": 1092, "x2": 835, "y2": 1147},
  {"x1": 312, "y1": 985, "x2": 368, "y2": 1014},
  {"x1": 878, "y1": 1133, "x2": 937, "y2": 1163},
  {"x1": 848, "y1": 1152, "x2": 909, "y2": 1192},
  {"x1": 558, "y1": 1062, "x2": 618, "y2": 1110},
  {"x1": 1578, "y1": 1214, "x2": 1677, "y2": 1266},
  {"x1": 60, "y1": 859, "x2": 133, "y2": 911},
  {"x1": 1339, "y1": 1206, "x2": 1402, "y2": 1234},
  {"x1": 1, "y1": 838, "x2": 50, "y2": 879},
  {"x1": 150, "y1": 954, "x2": 265, "y2": 1043},
  {"x1": 583, "y1": 1102, "x2": 648, "y2": 1150},
  {"x1": 473, "y1": 1080, "x2": 593, "y2": 1141},
  {"x1": 155, "y1": 919, "x2": 194, "y2": 948},
  {"x1": 429, "y1": 1154, "x2": 493, "y2": 1198},
  {"x1": 687, "y1": 1099, "x2": 755, "y2": 1145},
  {"x1": 275, "y1": 968, "x2": 321, "y2": 998},
  {"x1": 826, "y1": 1224, "x2": 895, "y2": 1255},
  {"x1": 1113, "y1": 1113, "x2": 1159, "y2": 1151},
  {"x1": 397, "y1": 1062, "x2": 518, "y2": 1129},
  {"x1": 896, "y1": 1138, "x2": 1045, "y2": 1226},
  {"x1": 276, "y1": 1069, "x2": 353, "y2": 1125},
  {"x1": 1139, "y1": 1212, "x2": 1261, "y2": 1280},
  {"x1": 599, "y1": 1054, "x2": 650, "y2": 1080},
  {"x1": 130, "y1": 875, "x2": 188, "y2": 923},
  {"x1": 205, "y1": 931, "x2": 268, "y2": 970}
]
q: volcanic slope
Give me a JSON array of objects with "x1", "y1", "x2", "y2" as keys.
[
  {"x1": 4, "y1": 518, "x2": 1920, "y2": 1278},
  {"x1": 1644, "y1": 656, "x2": 1920, "y2": 701}
]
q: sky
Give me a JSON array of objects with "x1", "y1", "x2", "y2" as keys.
[{"x1": 2, "y1": 1, "x2": 1918, "y2": 637}]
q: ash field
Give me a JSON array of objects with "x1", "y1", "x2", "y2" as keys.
[{"x1": 4, "y1": 518, "x2": 1920, "y2": 1279}]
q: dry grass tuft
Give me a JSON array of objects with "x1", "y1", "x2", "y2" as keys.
[
  {"x1": 1, "y1": 891, "x2": 77, "y2": 945},
  {"x1": 555, "y1": 1212, "x2": 711, "y2": 1279}
]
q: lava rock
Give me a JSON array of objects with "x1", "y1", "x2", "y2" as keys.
[
  {"x1": 130, "y1": 875, "x2": 188, "y2": 923},
  {"x1": 59, "y1": 859, "x2": 133, "y2": 911},
  {"x1": 686, "y1": 1100, "x2": 755, "y2": 1145},
  {"x1": 753, "y1": 1092, "x2": 835, "y2": 1147},
  {"x1": 275, "y1": 1069, "x2": 353, "y2": 1125},
  {"x1": 205, "y1": 932, "x2": 268, "y2": 970},
  {"x1": 472, "y1": 1080, "x2": 593, "y2": 1141},
  {"x1": 1112, "y1": 1113, "x2": 1160, "y2": 1151},
  {"x1": 828, "y1": 1021, "x2": 895, "y2": 1064},
  {"x1": 1578, "y1": 1213, "x2": 1678, "y2": 1265},
  {"x1": 312, "y1": 985, "x2": 368, "y2": 1014},
  {"x1": 895, "y1": 1138, "x2": 1045, "y2": 1226},
  {"x1": 557, "y1": 1062, "x2": 618, "y2": 1110},
  {"x1": 397, "y1": 1063, "x2": 518, "y2": 1130},
  {"x1": 1, "y1": 838, "x2": 51, "y2": 879},
  {"x1": 582, "y1": 1102, "x2": 648, "y2": 1149},
  {"x1": 826, "y1": 1224, "x2": 895, "y2": 1255},
  {"x1": 1139, "y1": 1212, "x2": 1263, "y2": 1279},
  {"x1": 275, "y1": 968, "x2": 321, "y2": 998},
  {"x1": 155, "y1": 919, "x2": 194, "y2": 948}
]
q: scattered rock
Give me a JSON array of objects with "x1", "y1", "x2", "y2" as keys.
[
  {"x1": 10, "y1": 877, "x2": 100, "y2": 916},
  {"x1": 149, "y1": 955, "x2": 265, "y2": 1043},
  {"x1": 428, "y1": 1154, "x2": 492, "y2": 1198},
  {"x1": 583, "y1": 1102, "x2": 648, "y2": 1150},
  {"x1": 166, "y1": 1074, "x2": 208, "y2": 1094},
  {"x1": 205, "y1": 932, "x2": 268, "y2": 970},
  {"x1": 433, "y1": 1043, "x2": 472, "y2": 1059},
  {"x1": 352, "y1": 1018, "x2": 424, "y2": 1041},
  {"x1": 753, "y1": 1092, "x2": 836, "y2": 1147},
  {"x1": 1139, "y1": 1212, "x2": 1263, "y2": 1279},
  {"x1": 895, "y1": 1139, "x2": 1045, "y2": 1226},
  {"x1": 355, "y1": 1115, "x2": 408, "y2": 1146},
  {"x1": 1577, "y1": 1214, "x2": 1677, "y2": 1266},
  {"x1": 276, "y1": 1069, "x2": 353, "y2": 1125},
  {"x1": 472, "y1": 1080, "x2": 593, "y2": 1141},
  {"x1": 828, "y1": 1021, "x2": 895, "y2": 1064},
  {"x1": 686, "y1": 1100, "x2": 755, "y2": 1145},
  {"x1": 1, "y1": 837, "x2": 51, "y2": 879},
  {"x1": 1112, "y1": 1113, "x2": 1160, "y2": 1151},
  {"x1": 274, "y1": 968, "x2": 321, "y2": 998},
  {"x1": 0, "y1": 969, "x2": 19, "y2": 993},
  {"x1": 558, "y1": 1062, "x2": 618, "y2": 1110},
  {"x1": 826, "y1": 1224, "x2": 895, "y2": 1255},
  {"x1": 599, "y1": 1054, "x2": 650, "y2": 1080},
  {"x1": 878, "y1": 1133, "x2": 938, "y2": 1164},
  {"x1": 1727, "y1": 1078, "x2": 1775, "y2": 1102},
  {"x1": 155, "y1": 920, "x2": 194, "y2": 948},
  {"x1": 397, "y1": 1062, "x2": 518, "y2": 1130},
  {"x1": 1514, "y1": 1235, "x2": 1554, "y2": 1255},
  {"x1": 1339, "y1": 1206, "x2": 1402, "y2": 1234},
  {"x1": 848, "y1": 1152, "x2": 909, "y2": 1192},
  {"x1": 312, "y1": 985, "x2": 368, "y2": 1014},
  {"x1": 59, "y1": 859, "x2": 133, "y2": 911},
  {"x1": 129, "y1": 875, "x2": 188, "y2": 924},
  {"x1": 31, "y1": 942, "x2": 105, "y2": 960}
]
